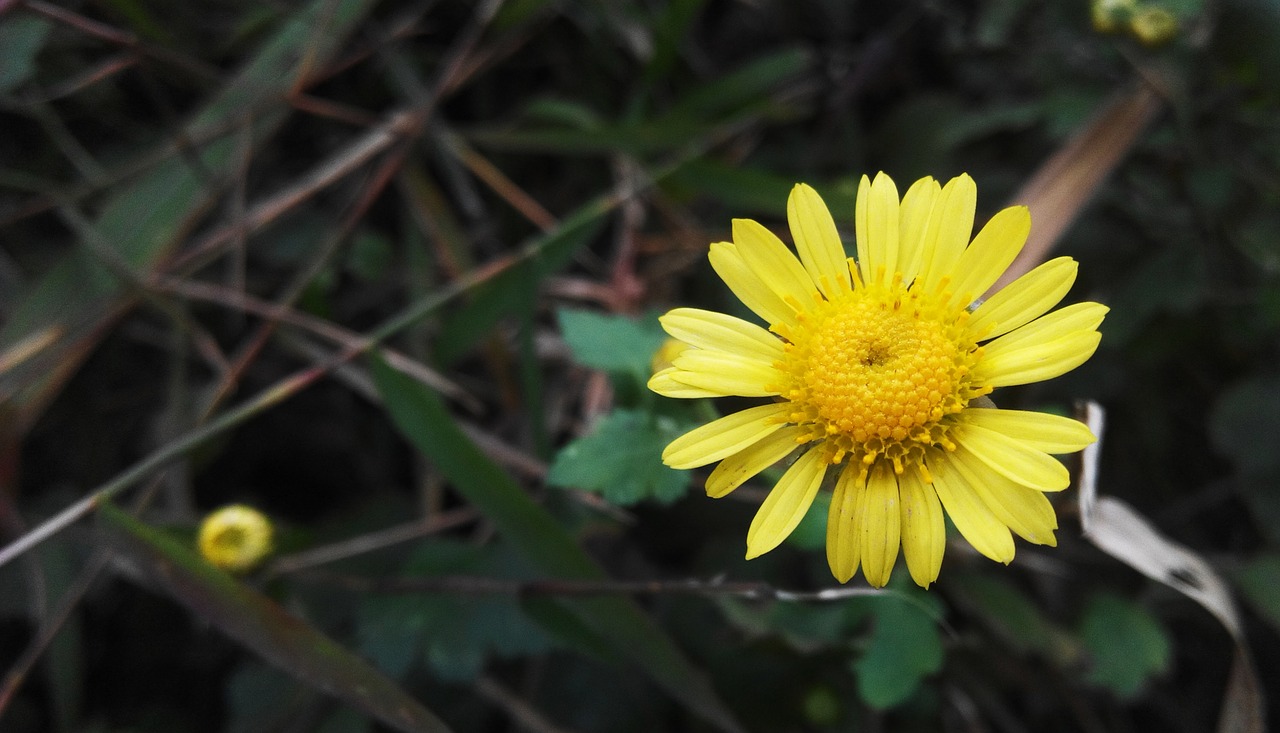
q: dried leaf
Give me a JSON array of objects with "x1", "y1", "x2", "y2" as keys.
[
  {"x1": 1078, "y1": 402, "x2": 1265, "y2": 733},
  {"x1": 994, "y1": 84, "x2": 1163, "y2": 292}
]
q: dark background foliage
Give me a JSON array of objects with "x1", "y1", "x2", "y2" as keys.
[{"x1": 2, "y1": 0, "x2": 1279, "y2": 731}]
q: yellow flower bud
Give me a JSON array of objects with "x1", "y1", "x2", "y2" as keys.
[
  {"x1": 1129, "y1": 7, "x2": 1179, "y2": 46},
  {"x1": 1092, "y1": 0, "x2": 1137, "y2": 32},
  {"x1": 197, "y1": 504, "x2": 274, "y2": 573}
]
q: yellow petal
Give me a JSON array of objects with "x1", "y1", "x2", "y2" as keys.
[
  {"x1": 929, "y1": 451, "x2": 1015, "y2": 563},
  {"x1": 897, "y1": 176, "x2": 940, "y2": 284},
  {"x1": 826, "y1": 462, "x2": 863, "y2": 582},
  {"x1": 974, "y1": 330, "x2": 1102, "y2": 387},
  {"x1": 950, "y1": 447, "x2": 1059, "y2": 546},
  {"x1": 950, "y1": 422, "x2": 1071, "y2": 491},
  {"x1": 854, "y1": 175, "x2": 869, "y2": 283},
  {"x1": 705, "y1": 426, "x2": 802, "y2": 498},
  {"x1": 660, "y1": 308, "x2": 783, "y2": 362},
  {"x1": 746, "y1": 447, "x2": 828, "y2": 559},
  {"x1": 859, "y1": 462, "x2": 901, "y2": 588},
  {"x1": 648, "y1": 368, "x2": 721, "y2": 399},
  {"x1": 915, "y1": 173, "x2": 976, "y2": 293},
  {"x1": 708, "y1": 242, "x2": 796, "y2": 330},
  {"x1": 732, "y1": 218, "x2": 816, "y2": 310},
  {"x1": 961, "y1": 408, "x2": 1096, "y2": 454},
  {"x1": 899, "y1": 465, "x2": 945, "y2": 588},
  {"x1": 669, "y1": 350, "x2": 781, "y2": 397},
  {"x1": 663, "y1": 403, "x2": 789, "y2": 469},
  {"x1": 788, "y1": 183, "x2": 852, "y2": 298},
  {"x1": 968, "y1": 257, "x2": 1078, "y2": 339},
  {"x1": 983, "y1": 301, "x2": 1109, "y2": 352},
  {"x1": 947, "y1": 205, "x2": 1031, "y2": 308},
  {"x1": 855, "y1": 172, "x2": 900, "y2": 286}
]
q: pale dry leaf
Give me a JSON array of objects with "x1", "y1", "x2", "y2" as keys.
[{"x1": 1077, "y1": 401, "x2": 1264, "y2": 733}]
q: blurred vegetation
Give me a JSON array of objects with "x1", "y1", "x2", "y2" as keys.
[{"x1": 1, "y1": 0, "x2": 1279, "y2": 731}]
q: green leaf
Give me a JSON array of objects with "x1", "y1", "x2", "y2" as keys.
[
  {"x1": 1078, "y1": 594, "x2": 1171, "y2": 698},
  {"x1": 666, "y1": 160, "x2": 797, "y2": 217},
  {"x1": 347, "y1": 230, "x2": 395, "y2": 282},
  {"x1": 0, "y1": 13, "x2": 52, "y2": 93},
  {"x1": 557, "y1": 309, "x2": 668, "y2": 378},
  {"x1": 547, "y1": 409, "x2": 690, "y2": 506},
  {"x1": 951, "y1": 574, "x2": 1079, "y2": 663},
  {"x1": 368, "y1": 354, "x2": 744, "y2": 733},
  {"x1": 665, "y1": 47, "x2": 813, "y2": 121},
  {"x1": 1233, "y1": 554, "x2": 1280, "y2": 633},
  {"x1": 97, "y1": 502, "x2": 453, "y2": 733},
  {"x1": 851, "y1": 593, "x2": 945, "y2": 709},
  {"x1": 357, "y1": 541, "x2": 555, "y2": 682},
  {"x1": 640, "y1": 0, "x2": 708, "y2": 90},
  {"x1": 226, "y1": 664, "x2": 317, "y2": 733},
  {"x1": 519, "y1": 97, "x2": 606, "y2": 130},
  {"x1": 356, "y1": 595, "x2": 430, "y2": 681},
  {"x1": 765, "y1": 600, "x2": 854, "y2": 648},
  {"x1": 435, "y1": 210, "x2": 606, "y2": 365},
  {"x1": 1209, "y1": 375, "x2": 1280, "y2": 478},
  {"x1": 1235, "y1": 214, "x2": 1280, "y2": 273}
]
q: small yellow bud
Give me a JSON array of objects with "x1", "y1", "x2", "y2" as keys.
[
  {"x1": 197, "y1": 504, "x2": 274, "y2": 573},
  {"x1": 1129, "y1": 7, "x2": 1179, "y2": 46},
  {"x1": 650, "y1": 337, "x2": 690, "y2": 375},
  {"x1": 1092, "y1": 0, "x2": 1137, "y2": 32}
]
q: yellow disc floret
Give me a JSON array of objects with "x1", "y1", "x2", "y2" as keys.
[{"x1": 776, "y1": 275, "x2": 988, "y2": 476}]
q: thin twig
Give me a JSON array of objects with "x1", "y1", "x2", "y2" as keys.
[
  {"x1": 0, "y1": 469, "x2": 184, "y2": 720},
  {"x1": 267, "y1": 508, "x2": 479, "y2": 577},
  {"x1": 23, "y1": 0, "x2": 223, "y2": 84},
  {"x1": 198, "y1": 135, "x2": 418, "y2": 420},
  {"x1": 155, "y1": 277, "x2": 478, "y2": 410},
  {"x1": 164, "y1": 110, "x2": 421, "y2": 273},
  {"x1": 303, "y1": 572, "x2": 890, "y2": 602},
  {"x1": 475, "y1": 676, "x2": 581, "y2": 733},
  {"x1": 446, "y1": 133, "x2": 558, "y2": 232}
]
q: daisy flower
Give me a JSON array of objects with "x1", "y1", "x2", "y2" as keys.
[{"x1": 649, "y1": 173, "x2": 1106, "y2": 588}]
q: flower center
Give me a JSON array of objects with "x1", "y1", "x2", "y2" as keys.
[{"x1": 777, "y1": 280, "x2": 987, "y2": 475}]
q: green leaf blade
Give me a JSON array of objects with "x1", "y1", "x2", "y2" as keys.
[
  {"x1": 368, "y1": 354, "x2": 744, "y2": 733},
  {"x1": 97, "y1": 502, "x2": 453, "y2": 733}
]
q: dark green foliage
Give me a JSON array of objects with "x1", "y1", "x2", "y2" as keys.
[
  {"x1": 2, "y1": 0, "x2": 1279, "y2": 731},
  {"x1": 1078, "y1": 594, "x2": 1172, "y2": 698},
  {"x1": 546, "y1": 409, "x2": 691, "y2": 505}
]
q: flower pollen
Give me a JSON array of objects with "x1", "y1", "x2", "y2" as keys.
[{"x1": 777, "y1": 274, "x2": 988, "y2": 476}]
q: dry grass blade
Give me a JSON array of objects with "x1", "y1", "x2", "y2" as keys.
[
  {"x1": 994, "y1": 83, "x2": 1164, "y2": 292},
  {"x1": 1078, "y1": 402, "x2": 1265, "y2": 733},
  {"x1": 0, "y1": 326, "x2": 62, "y2": 376},
  {"x1": 165, "y1": 109, "x2": 422, "y2": 273},
  {"x1": 98, "y1": 502, "x2": 454, "y2": 733}
]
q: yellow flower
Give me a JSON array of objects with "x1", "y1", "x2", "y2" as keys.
[
  {"x1": 1091, "y1": 0, "x2": 1137, "y2": 33},
  {"x1": 197, "y1": 504, "x2": 274, "y2": 573},
  {"x1": 1128, "y1": 7, "x2": 1178, "y2": 46},
  {"x1": 649, "y1": 173, "x2": 1106, "y2": 588}
]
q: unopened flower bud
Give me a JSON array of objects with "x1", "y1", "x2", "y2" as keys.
[{"x1": 197, "y1": 504, "x2": 274, "y2": 573}]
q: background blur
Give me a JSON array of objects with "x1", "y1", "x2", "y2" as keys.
[{"x1": 2, "y1": 0, "x2": 1279, "y2": 731}]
